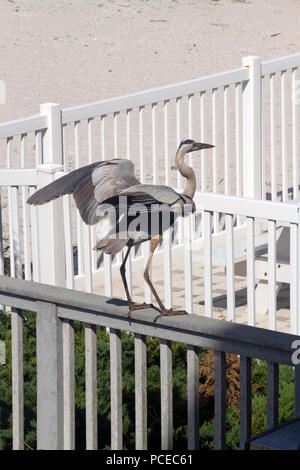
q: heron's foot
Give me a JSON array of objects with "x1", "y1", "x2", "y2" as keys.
[
  {"x1": 128, "y1": 302, "x2": 153, "y2": 317},
  {"x1": 154, "y1": 309, "x2": 188, "y2": 322}
]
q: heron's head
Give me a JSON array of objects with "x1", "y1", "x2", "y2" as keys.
[
  {"x1": 172, "y1": 139, "x2": 214, "y2": 169},
  {"x1": 179, "y1": 139, "x2": 214, "y2": 153}
]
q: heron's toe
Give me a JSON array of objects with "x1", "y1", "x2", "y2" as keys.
[
  {"x1": 154, "y1": 309, "x2": 188, "y2": 322},
  {"x1": 128, "y1": 302, "x2": 153, "y2": 317}
]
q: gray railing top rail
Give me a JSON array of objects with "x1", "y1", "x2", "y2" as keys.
[{"x1": 0, "y1": 275, "x2": 298, "y2": 366}]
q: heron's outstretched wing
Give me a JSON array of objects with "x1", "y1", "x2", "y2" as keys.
[{"x1": 27, "y1": 159, "x2": 140, "y2": 224}]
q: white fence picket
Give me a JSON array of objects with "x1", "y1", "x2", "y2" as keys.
[
  {"x1": 176, "y1": 97, "x2": 182, "y2": 190},
  {"x1": 225, "y1": 213, "x2": 235, "y2": 321},
  {"x1": 292, "y1": 67, "x2": 299, "y2": 199},
  {"x1": 188, "y1": 94, "x2": 194, "y2": 166},
  {"x1": 184, "y1": 213, "x2": 193, "y2": 314},
  {"x1": 114, "y1": 112, "x2": 120, "y2": 157},
  {"x1": 281, "y1": 70, "x2": 288, "y2": 202},
  {"x1": 152, "y1": 103, "x2": 158, "y2": 185},
  {"x1": 268, "y1": 220, "x2": 277, "y2": 331},
  {"x1": 200, "y1": 91, "x2": 206, "y2": 192},
  {"x1": 224, "y1": 85, "x2": 230, "y2": 195},
  {"x1": 74, "y1": 120, "x2": 84, "y2": 276},
  {"x1": 63, "y1": 193, "x2": 74, "y2": 290},
  {"x1": 290, "y1": 223, "x2": 299, "y2": 334},
  {"x1": 204, "y1": 210, "x2": 213, "y2": 317},
  {"x1": 246, "y1": 217, "x2": 255, "y2": 326},
  {"x1": 212, "y1": 87, "x2": 220, "y2": 233},
  {"x1": 270, "y1": 73, "x2": 277, "y2": 201},
  {"x1": 20, "y1": 133, "x2": 31, "y2": 280},
  {"x1": 164, "y1": 100, "x2": 171, "y2": 186},
  {"x1": 235, "y1": 82, "x2": 243, "y2": 225}
]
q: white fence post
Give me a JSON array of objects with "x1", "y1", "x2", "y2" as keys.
[
  {"x1": 35, "y1": 164, "x2": 65, "y2": 286},
  {"x1": 242, "y1": 56, "x2": 262, "y2": 199},
  {"x1": 40, "y1": 103, "x2": 64, "y2": 165},
  {"x1": 34, "y1": 102, "x2": 66, "y2": 286}
]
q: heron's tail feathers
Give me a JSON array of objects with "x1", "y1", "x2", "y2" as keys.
[{"x1": 95, "y1": 236, "x2": 129, "y2": 255}]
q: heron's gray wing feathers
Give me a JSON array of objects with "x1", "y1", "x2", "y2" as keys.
[
  {"x1": 28, "y1": 159, "x2": 139, "y2": 225},
  {"x1": 119, "y1": 184, "x2": 196, "y2": 213},
  {"x1": 27, "y1": 162, "x2": 101, "y2": 205},
  {"x1": 91, "y1": 160, "x2": 139, "y2": 205},
  {"x1": 100, "y1": 184, "x2": 195, "y2": 216},
  {"x1": 95, "y1": 236, "x2": 129, "y2": 255},
  {"x1": 120, "y1": 184, "x2": 182, "y2": 206},
  {"x1": 77, "y1": 159, "x2": 139, "y2": 224}
]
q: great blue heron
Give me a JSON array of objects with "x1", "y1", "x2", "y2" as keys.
[{"x1": 28, "y1": 139, "x2": 213, "y2": 320}]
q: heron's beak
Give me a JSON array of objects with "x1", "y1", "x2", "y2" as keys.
[
  {"x1": 194, "y1": 142, "x2": 214, "y2": 151},
  {"x1": 187, "y1": 142, "x2": 214, "y2": 153}
]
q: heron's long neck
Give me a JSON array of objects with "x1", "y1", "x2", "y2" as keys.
[{"x1": 176, "y1": 148, "x2": 196, "y2": 199}]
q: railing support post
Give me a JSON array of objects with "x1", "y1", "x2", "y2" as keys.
[
  {"x1": 242, "y1": 56, "x2": 262, "y2": 200},
  {"x1": 187, "y1": 345, "x2": 199, "y2": 450},
  {"x1": 240, "y1": 356, "x2": 252, "y2": 449},
  {"x1": 214, "y1": 350, "x2": 226, "y2": 450},
  {"x1": 110, "y1": 329, "x2": 123, "y2": 450},
  {"x1": 36, "y1": 301, "x2": 63, "y2": 450},
  {"x1": 267, "y1": 361, "x2": 279, "y2": 429},
  {"x1": 160, "y1": 339, "x2": 173, "y2": 450},
  {"x1": 135, "y1": 334, "x2": 147, "y2": 450},
  {"x1": 294, "y1": 364, "x2": 300, "y2": 419}
]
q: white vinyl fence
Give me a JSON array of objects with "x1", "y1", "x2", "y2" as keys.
[{"x1": 0, "y1": 53, "x2": 300, "y2": 332}]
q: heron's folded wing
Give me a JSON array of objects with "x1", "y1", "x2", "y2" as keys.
[
  {"x1": 99, "y1": 184, "x2": 196, "y2": 219},
  {"x1": 121, "y1": 184, "x2": 182, "y2": 206},
  {"x1": 99, "y1": 184, "x2": 183, "y2": 216}
]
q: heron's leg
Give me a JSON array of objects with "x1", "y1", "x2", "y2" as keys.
[
  {"x1": 143, "y1": 235, "x2": 165, "y2": 311},
  {"x1": 120, "y1": 243, "x2": 153, "y2": 317},
  {"x1": 144, "y1": 235, "x2": 188, "y2": 322},
  {"x1": 120, "y1": 244, "x2": 133, "y2": 305}
]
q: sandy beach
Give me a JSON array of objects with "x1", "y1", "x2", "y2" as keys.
[{"x1": 0, "y1": 0, "x2": 300, "y2": 123}]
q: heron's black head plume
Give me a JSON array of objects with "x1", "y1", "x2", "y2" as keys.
[{"x1": 179, "y1": 139, "x2": 194, "y2": 147}]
